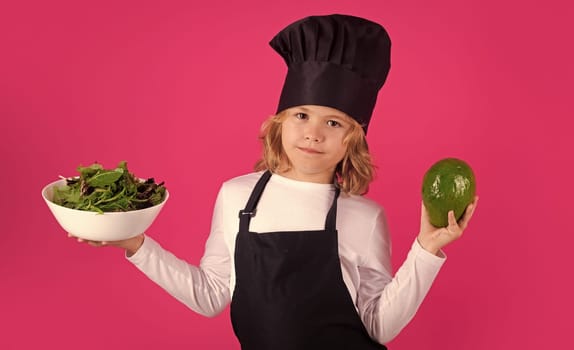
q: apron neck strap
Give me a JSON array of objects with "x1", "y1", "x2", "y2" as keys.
[
  {"x1": 239, "y1": 171, "x2": 273, "y2": 232},
  {"x1": 324, "y1": 186, "x2": 340, "y2": 232},
  {"x1": 239, "y1": 170, "x2": 340, "y2": 232}
]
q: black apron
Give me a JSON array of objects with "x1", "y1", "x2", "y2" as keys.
[{"x1": 230, "y1": 171, "x2": 387, "y2": 350}]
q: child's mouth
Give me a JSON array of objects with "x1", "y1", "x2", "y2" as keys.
[{"x1": 298, "y1": 147, "x2": 322, "y2": 154}]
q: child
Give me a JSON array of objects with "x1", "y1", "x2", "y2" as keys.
[{"x1": 75, "y1": 14, "x2": 478, "y2": 349}]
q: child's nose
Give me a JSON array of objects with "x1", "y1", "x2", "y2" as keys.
[{"x1": 304, "y1": 123, "x2": 323, "y2": 142}]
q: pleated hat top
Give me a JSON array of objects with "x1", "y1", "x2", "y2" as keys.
[{"x1": 270, "y1": 14, "x2": 392, "y2": 133}]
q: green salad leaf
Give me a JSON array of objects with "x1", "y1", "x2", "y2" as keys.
[{"x1": 52, "y1": 161, "x2": 166, "y2": 213}]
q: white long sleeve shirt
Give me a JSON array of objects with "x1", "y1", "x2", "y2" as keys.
[{"x1": 128, "y1": 172, "x2": 446, "y2": 344}]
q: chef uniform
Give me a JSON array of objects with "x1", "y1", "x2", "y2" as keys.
[{"x1": 230, "y1": 14, "x2": 392, "y2": 350}]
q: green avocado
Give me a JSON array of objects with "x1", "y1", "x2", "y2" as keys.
[{"x1": 422, "y1": 158, "x2": 476, "y2": 227}]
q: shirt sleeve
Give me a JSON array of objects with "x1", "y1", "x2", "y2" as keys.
[
  {"x1": 357, "y1": 210, "x2": 446, "y2": 344},
  {"x1": 126, "y1": 188, "x2": 232, "y2": 317}
]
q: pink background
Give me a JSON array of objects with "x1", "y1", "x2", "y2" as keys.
[{"x1": 1, "y1": 0, "x2": 572, "y2": 349}]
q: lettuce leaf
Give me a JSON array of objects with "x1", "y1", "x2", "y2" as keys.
[{"x1": 53, "y1": 161, "x2": 166, "y2": 213}]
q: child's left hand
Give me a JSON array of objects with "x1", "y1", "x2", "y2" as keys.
[{"x1": 417, "y1": 196, "x2": 478, "y2": 256}]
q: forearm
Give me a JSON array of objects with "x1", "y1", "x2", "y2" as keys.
[
  {"x1": 127, "y1": 235, "x2": 231, "y2": 317},
  {"x1": 362, "y1": 239, "x2": 445, "y2": 343}
]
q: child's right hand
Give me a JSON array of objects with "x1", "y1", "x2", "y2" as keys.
[
  {"x1": 417, "y1": 196, "x2": 478, "y2": 256},
  {"x1": 68, "y1": 233, "x2": 145, "y2": 257}
]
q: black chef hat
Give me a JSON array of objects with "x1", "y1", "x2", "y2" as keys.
[{"x1": 270, "y1": 14, "x2": 391, "y2": 133}]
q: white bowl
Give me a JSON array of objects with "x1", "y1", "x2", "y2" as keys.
[{"x1": 42, "y1": 179, "x2": 169, "y2": 241}]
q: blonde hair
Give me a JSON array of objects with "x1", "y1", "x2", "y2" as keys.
[{"x1": 254, "y1": 112, "x2": 376, "y2": 195}]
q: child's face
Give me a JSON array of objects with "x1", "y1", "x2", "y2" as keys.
[{"x1": 279, "y1": 105, "x2": 353, "y2": 183}]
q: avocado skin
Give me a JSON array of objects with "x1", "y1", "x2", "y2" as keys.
[{"x1": 422, "y1": 158, "x2": 476, "y2": 227}]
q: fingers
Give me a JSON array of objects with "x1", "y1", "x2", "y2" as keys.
[
  {"x1": 445, "y1": 196, "x2": 478, "y2": 235},
  {"x1": 421, "y1": 201, "x2": 430, "y2": 219},
  {"x1": 420, "y1": 201, "x2": 430, "y2": 227},
  {"x1": 458, "y1": 196, "x2": 479, "y2": 229},
  {"x1": 67, "y1": 232, "x2": 106, "y2": 247},
  {"x1": 446, "y1": 210, "x2": 462, "y2": 236}
]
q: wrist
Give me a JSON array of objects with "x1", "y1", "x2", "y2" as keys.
[
  {"x1": 417, "y1": 236, "x2": 440, "y2": 256},
  {"x1": 126, "y1": 235, "x2": 145, "y2": 257}
]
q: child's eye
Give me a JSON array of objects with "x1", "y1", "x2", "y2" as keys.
[
  {"x1": 327, "y1": 120, "x2": 342, "y2": 127},
  {"x1": 295, "y1": 112, "x2": 308, "y2": 120}
]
